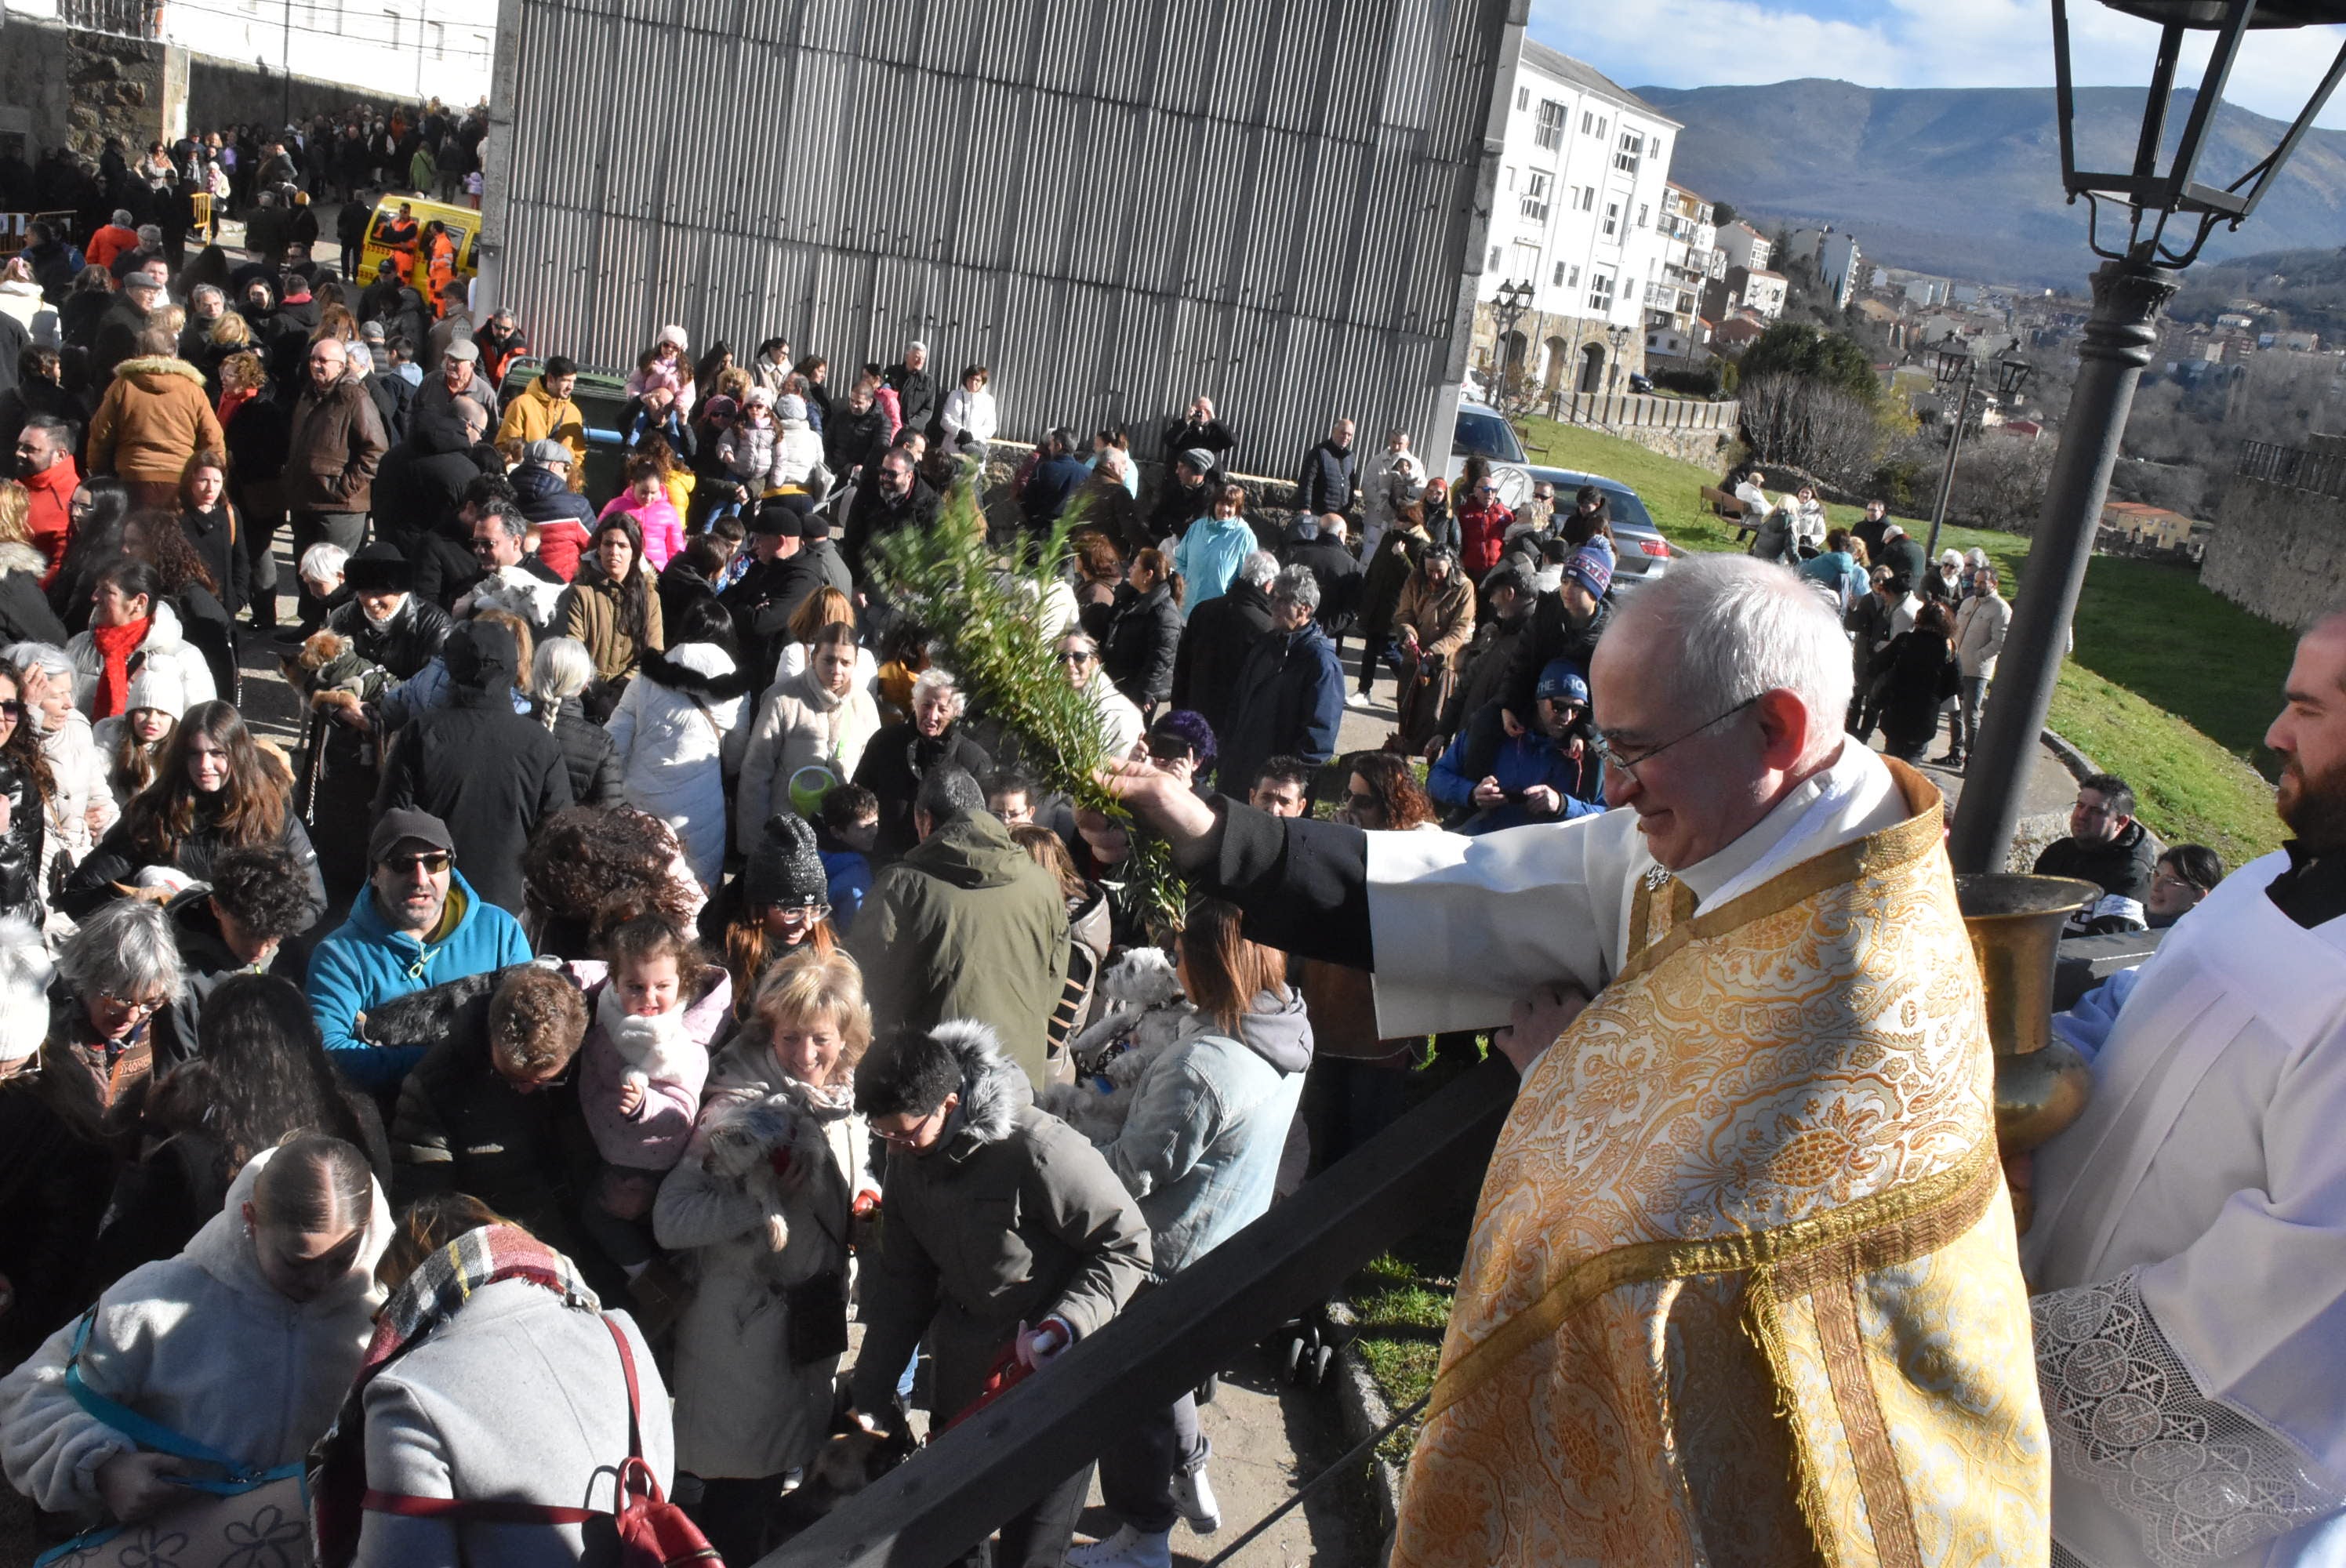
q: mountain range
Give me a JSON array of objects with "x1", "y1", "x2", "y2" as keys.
[{"x1": 1635, "y1": 80, "x2": 2346, "y2": 289}]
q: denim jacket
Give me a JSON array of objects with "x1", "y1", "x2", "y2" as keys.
[{"x1": 1099, "y1": 988, "x2": 1312, "y2": 1279}]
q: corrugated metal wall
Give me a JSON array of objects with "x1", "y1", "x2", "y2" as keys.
[{"x1": 480, "y1": 0, "x2": 1513, "y2": 472}]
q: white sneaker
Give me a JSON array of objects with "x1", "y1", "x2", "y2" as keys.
[
  {"x1": 1173, "y1": 1463, "x2": 1222, "y2": 1534},
  {"x1": 1069, "y1": 1528, "x2": 1171, "y2": 1568},
  {"x1": 1346, "y1": 691, "x2": 1374, "y2": 709},
  {"x1": 1066, "y1": 1526, "x2": 1142, "y2": 1567}
]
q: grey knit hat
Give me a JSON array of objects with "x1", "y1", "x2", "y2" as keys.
[{"x1": 743, "y1": 812, "x2": 827, "y2": 909}]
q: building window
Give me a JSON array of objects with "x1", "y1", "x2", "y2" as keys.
[
  {"x1": 1488, "y1": 246, "x2": 1501, "y2": 270},
  {"x1": 1554, "y1": 260, "x2": 1567, "y2": 287},
  {"x1": 383, "y1": 8, "x2": 399, "y2": 46},
  {"x1": 1590, "y1": 271, "x2": 1615, "y2": 312},
  {"x1": 1582, "y1": 109, "x2": 1594, "y2": 133},
  {"x1": 1521, "y1": 171, "x2": 1549, "y2": 223},
  {"x1": 1603, "y1": 202, "x2": 1619, "y2": 238},
  {"x1": 1535, "y1": 100, "x2": 1565, "y2": 151},
  {"x1": 1615, "y1": 129, "x2": 1643, "y2": 176},
  {"x1": 1580, "y1": 186, "x2": 1596, "y2": 212},
  {"x1": 1637, "y1": 204, "x2": 1649, "y2": 227},
  {"x1": 1503, "y1": 166, "x2": 1515, "y2": 191},
  {"x1": 429, "y1": 20, "x2": 445, "y2": 56}
]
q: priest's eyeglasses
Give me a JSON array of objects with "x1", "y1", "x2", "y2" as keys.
[{"x1": 1591, "y1": 695, "x2": 1760, "y2": 781}]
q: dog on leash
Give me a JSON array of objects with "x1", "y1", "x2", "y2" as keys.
[{"x1": 1039, "y1": 947, "x2": 1205, "y2": 1143}]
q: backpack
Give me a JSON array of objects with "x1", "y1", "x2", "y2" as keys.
[{"x1": 364, "y1": 1316, "x2": 720, "y2": 1566}]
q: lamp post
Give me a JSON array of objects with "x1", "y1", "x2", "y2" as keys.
[
  {"x1": 1923, "y1": 334, "x2": 2035, "y2": 561},
  {"x1": 1487, "y1": 278, "x2": 1534, "y2": 408},
  {"x1": 1950, "y1": 0, "x2": 2346, "y2": 877},
  {"x1": 1606, "y1": 321, "x2": 1630, "y2": 392}
]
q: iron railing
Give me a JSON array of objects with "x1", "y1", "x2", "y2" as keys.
[
  {"x1": 2236, "y1": 437, "x2": 2346, "y2": 499},
  {"x1": 57, "y1": 0, "x2": 162, "y2": 39},
  {"x1": 1546, "y1": 390, "x2": 1738, "y2": 432},
  {"x1": 758, "y1": 1058, "x2": 1519, "y2": 1568}
]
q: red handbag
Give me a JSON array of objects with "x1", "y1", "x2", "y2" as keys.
[{"x1": 364, "y1": 1316, "x2": 720, "y2": 1566}]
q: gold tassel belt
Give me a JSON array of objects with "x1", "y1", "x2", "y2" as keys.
[{"x1": 1424, "y1": 1136, "x2": 2002, "y2": 1425}]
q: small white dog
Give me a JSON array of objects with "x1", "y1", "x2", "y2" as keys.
[
  {"x1": 1041, "y1": 948, "x2": 1206, "y2": 1144},
  {"x1": 695, "y1": 1091, "x2": 831, "y2": 1252}
]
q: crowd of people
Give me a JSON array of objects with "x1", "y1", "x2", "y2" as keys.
[{"x1": 0, "y1": 128, "x2": 2333, "y2": 1568}]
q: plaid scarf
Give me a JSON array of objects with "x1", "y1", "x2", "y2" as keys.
[{"x1": 308, "y1": 1224, "x2": 598, "y2": 1568}]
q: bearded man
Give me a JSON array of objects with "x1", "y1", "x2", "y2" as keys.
[
  {"x1": 2025, "y1": 605, "x2": 2346, "y2": 1568},
  {"x1": 1103, "y1": 553, "x2": 2048, "y2": 1565}
]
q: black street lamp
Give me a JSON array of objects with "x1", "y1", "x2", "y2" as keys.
[
  {"x1": 1488, "y1": 278, "x2": 1535, "y2": 408},
  {"x1": 1950, "y1": 0, "x2": 2346, "y2": 876},
  {"x1": 1606, "y1": 321, "x2": 1630, "y2": 391},
  {"x1": 1923, "y1": 335, "x2": 2035, "y2": 560}
]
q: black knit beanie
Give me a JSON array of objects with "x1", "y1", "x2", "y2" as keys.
[{"x1": 743, "y1": 812, "x2": 828, "y2": 909}]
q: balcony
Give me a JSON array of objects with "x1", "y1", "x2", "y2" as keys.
[{"x1": 60, "y1": 0, "x2": 162, "y2": 36}]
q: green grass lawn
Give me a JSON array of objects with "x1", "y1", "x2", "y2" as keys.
[{"x1": 1517, "y1": 417, "x2": 2286, "y2": 864}]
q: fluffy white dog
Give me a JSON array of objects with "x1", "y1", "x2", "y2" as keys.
[{"x1": 1040, "y1": 947, "x2": 1206, "y2": 1143}]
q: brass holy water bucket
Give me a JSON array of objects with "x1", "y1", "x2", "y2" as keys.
[{"x1": 1955, "y1": 874, "x2": 2100, "y2": 1228}]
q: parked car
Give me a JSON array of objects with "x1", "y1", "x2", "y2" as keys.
[
  {"x1": 1627, "y1": 372, "x2": 1655, "y2": 394},
  {"x1": 1526, "y1": 465, "x2": 1673, "y2": 593},
  {"x1": 1448, "y1": 399, "x2": 1535, "y2": 510}
]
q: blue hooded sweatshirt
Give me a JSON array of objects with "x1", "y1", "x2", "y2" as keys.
[{"x1": 307, "y1": 869, "x2": 532, "y2": 1091}]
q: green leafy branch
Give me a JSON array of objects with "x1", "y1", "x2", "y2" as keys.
[{"x1": 868, "y1": 481, "x2": 1187, "y2": 936}]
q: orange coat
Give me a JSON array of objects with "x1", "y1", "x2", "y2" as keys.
[{"x1": 87, "y1": 357, "x2": 223, "y2": 485}]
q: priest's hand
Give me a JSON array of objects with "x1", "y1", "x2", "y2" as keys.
[
  {"x1": 1494, "y1": 983, "x2": 1590, "y2": 1076},
  {"x1": 1090, "y1": 754, "x2": 1223, "y2": 873}
]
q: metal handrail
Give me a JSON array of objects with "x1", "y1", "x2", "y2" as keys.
[
  {"x1": 759, "y1": 1057, "x2": 1520, "y2": 1568},
  {"x1": 2237, "y1": 437, "x2": 2346, "y2": 499}
]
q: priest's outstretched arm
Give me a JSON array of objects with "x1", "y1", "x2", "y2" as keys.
[{"x1": 1099, "y1": 766, "x2": 1627, "y2": 1038}]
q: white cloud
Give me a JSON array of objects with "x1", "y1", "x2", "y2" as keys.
[{"x1": 1532, "y1": 0, "x2": 2346, "y2": 129}]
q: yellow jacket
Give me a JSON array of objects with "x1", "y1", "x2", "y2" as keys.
[{"x1": 496, "y1": 378, "x2": 586, "y2": 466}]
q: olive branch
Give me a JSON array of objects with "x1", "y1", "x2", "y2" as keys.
[{"x1": 867, "y1": 481, "x2": 1186, "y2": 936}]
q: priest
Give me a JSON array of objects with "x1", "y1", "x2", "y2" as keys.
[
  {"x1": 2025, "y1": 604, "x2": 2346, "y2": 1568},
  {"x1": 1099, "y1": 554, "x2": 2049, "y2": 1566}
]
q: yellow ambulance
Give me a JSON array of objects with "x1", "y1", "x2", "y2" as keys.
[{"x1": 357, "y1": 192, "x2": 481, "y2": 294}]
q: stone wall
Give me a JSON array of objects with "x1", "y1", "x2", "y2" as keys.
[
  {"x1": 0, "y1": 16, "x2": 161, "y2": 158},
  {"x1": 2205, "y1": 434, "x2": 2346, "y2": 629},
  {"x1": 1611, "y1": 423, "x2": 1740, "y2": 470},
  {"x1": 0, "y1": 16, "x2": 413, "y2": 166}
]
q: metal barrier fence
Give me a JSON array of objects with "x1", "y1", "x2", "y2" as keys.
[
  {"x1": 1545, "y1": 390, "x2": 1738, "y2": 432},
  {"x1": 759, "y1": 1058, "x2": 1518, "y2": 1568},
  {"x1": 2236, "y1": 437, "x2": 2346, "y2": 499}
]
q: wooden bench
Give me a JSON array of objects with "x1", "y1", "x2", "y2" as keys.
[{"x1": 1699, "y1": 485, "x2": 1744, "y2": 518}]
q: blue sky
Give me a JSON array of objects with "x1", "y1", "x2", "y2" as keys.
[{"x1": 1529, "y1": 0, "x2": 2346, "y2": 128}]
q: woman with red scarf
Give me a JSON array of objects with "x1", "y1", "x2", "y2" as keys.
[{"x1": 64, "y1": 559, "x2": 218, "y2": 720}]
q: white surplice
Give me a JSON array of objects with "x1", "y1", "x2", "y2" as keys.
[
  {"x1": 1360, "y1": 738, "x2": 1905, "y2": 1036},
  {"x1": 2026, "y1": 851, "x2": 2346, "y2": 1568}
]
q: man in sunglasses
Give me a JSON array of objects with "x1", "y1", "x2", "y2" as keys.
[
  {"x1": 307, "y1": 806, "x2": 532, "y2": 1094},
  {"x1": 1096, "y1": 552, "x2": 2044, "y2": 1563}
]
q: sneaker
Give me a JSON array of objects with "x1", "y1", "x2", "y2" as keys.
[
  {"x1": 1066, "y1": 1528, "x2": 1171, "y2": 1568},
  {"x1": 1932, "y1": 753, "x2": 1965, "y2": 768},
  {"x1": 1066, "y1": 1526, "x2": 1144, "y2": 1567},
  {"x1": 1173, "y1": 1462, "x2": 1222, "y2": 1534},
  {"x1": 1346, "y1": 690, "x2": 1374, "y2": 709}
]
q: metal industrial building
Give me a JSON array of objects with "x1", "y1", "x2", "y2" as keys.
[{"x1": 476, "y1": 0, "x2": 1520, "y2": 474}]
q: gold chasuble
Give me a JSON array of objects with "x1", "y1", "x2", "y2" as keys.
[{"x1": 1393, "y1": 764, "x2": 2048, "y2": 1568}]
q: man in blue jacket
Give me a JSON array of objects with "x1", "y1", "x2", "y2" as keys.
[
  {"x1": 307, "y1": 807, "x2": 532, "y2": 1093},
  {"x1": 1429, "y1": 659, "x2": 1606, "y2": 833},
  {"x1": 1215, "y1": 566, "x2": 1344, "y2": 797}
]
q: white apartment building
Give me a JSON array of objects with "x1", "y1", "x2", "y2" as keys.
[
  {"x1": 1476, "y1": 38, "x2": 1678, "y2": 395},
  {"x1": 1714, "y1": 220, "x2": 1772, "y2": 276},
  {"x1": 1644, "y1": 180, "x2": 1722, "y2": 356},
  {"x1": 1786, "y1": 226, "x2": 1864, "y2": 309}
]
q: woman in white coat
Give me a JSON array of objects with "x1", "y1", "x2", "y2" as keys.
[
  {"x1": 0, "y1": 1137, "x2": 388, "y2": 1549},
  {"x1": 2, "y1": 646, "x2": 115, "y2": 889},
  {"x1": 63, "y1": 560, "x2": 216, "y2": 720},
  {"x1": 654, "y1": 949, "x2": 876, "y2": 1562},
  {"x1": 736, "y1": 622, "x2": 881, "y2": 855},
  {"x1": 937, "y1": 365, "x2": 997, "y2": 455},
  {"x1": 605, "y1": 597, "x2": 751, "y2": 891}
]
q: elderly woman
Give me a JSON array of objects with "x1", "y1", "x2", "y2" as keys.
[
  {"x1": 849, "y1": 667, "x2": 993, "y2": 862},
  {"x1": 654, "y1": 949, "x2": 877, "y2": 1559},
  {"x1": 8, "y1": 641, "x2": 118, "y2": 888},
  {"x1": 0, "y1": 1137, "x2": 389, "y2": 1552},
  {"x1": 528, "y1": 636, "x2": 621, "y2": 807}
]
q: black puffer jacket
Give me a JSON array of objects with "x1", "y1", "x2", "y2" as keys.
[
  {"x1": 371, "y1": 407, "x2": 495, "y2": 553},
  {"x1": 536, "y1": 695, "x2": 623, "y2": 807},
  {"x1": 1171, "y1": 576, "x2": 1273, "y2": 738},
  {"x1": 1498, "y1": 589, "x2": 1611, "y2": 728},
  {"x1": 325, "y1": 591, "x2": 452, "y2": 681},
  {"x1": 1105, "y1": 579, "x2": 1182, "y2": 713}
]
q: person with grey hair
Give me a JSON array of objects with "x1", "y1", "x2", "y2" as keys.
[
  {"x1": 1282, "y1": 510, "x2": 1363, "y2": 648},
  {"x1": 1171, "y1": 546, "x2": 1279, "y2": 739},
  {"x1": 529, "y1": 636, "x2": 622, "y2": 805},
  {"x1": 851, "y1": 664, "x2": 992, "y2": 860},
  {"x1": 1214, "y1": 564, "x2": 1343, "y2": 797},
  {"x1": 848, "y1": 760, "x2": 1072, "y2": 1090},
  {"x1": 886, "y1": 339, "x2": 934, "y2": 435},
  {"x1": 1095, "y1": 550, "x2": 2045, "y2": 1561},
  {"x1": 1054, "y1": 627, "x2": 1146, "y2": 759},
  {"x1": 42, "y1": 896, "x2": 191, "y2": 1131}
]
